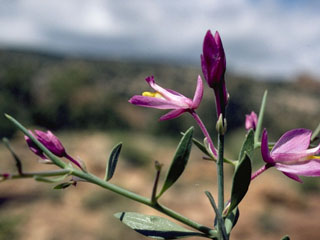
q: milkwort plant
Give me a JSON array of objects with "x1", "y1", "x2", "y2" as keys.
[{"x1": 1, "y1": 30, "x2": 320, "y2": 240}]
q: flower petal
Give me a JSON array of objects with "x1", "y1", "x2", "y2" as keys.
[
  {"x1": 192, "y1": 75, "x2": 203, "y2": 108},
  {"x1": 275, "y1": 160, "x2": 320, "y2": 177},
  {"x1": 35, "y1": 130, "x2": 65, "y2": 157},
  {"x1": 129, "y1": 95, "x2": 181, "y2": 109},
  {"x1": 271, "y1": 144, "x2": 320, "y2": 163},
  {"x1": 261, "y1": 129, "x2": 274, "y2": 164},
  {"x1": 145, "y1": 76, "x2": 192, "y2": 107},
  {"x1": 281, "y1": 172, "x2": 302, "y2": 183},
  {"x1": 272, "y1": 128, "x2": 312, "y2": 154},
  {"x1": 200, "y1": 54, "x2": 209, "y2": 82},
  {"x1": 159, "y1": 109, "x2": 186, "y2": 121}
]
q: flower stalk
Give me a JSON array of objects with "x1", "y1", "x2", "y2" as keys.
[{"x1": 5, "y1": 114, "x2": 217, "y2": 238}]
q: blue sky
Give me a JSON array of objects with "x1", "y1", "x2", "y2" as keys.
[{"x1": 0, "y1": 0, "x2": 319, "y2": 79}]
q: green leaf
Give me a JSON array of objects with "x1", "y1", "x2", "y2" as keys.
[
  {"x1": 114, "y1": 212, "x2": 206, "y2": 239},
  {"x1": 157, "y1": 127, "x2": 193, "y2": 198},
  {"x1": 205, "y1": 191, "x2": 227, "y2": 240},
  {"x1": 238, "y1": 129, "x2": 254, "y2": 160},
  {"x1": 311, "y1": 123, "x2": 320, "y2": 142},
  {"x1": 105, "y1": 142, "x2": 122, "y2": 181},
  {"x1": 34, "y1": 175, "x2": 68, "y2": 183},
  {"x1": 254, "y1": 90, "x2": 268, "y2": 147},
  {"x1": 224, "y1": 207, "x2": 239, "y2": 234},
  {"x1": 53, "y1": 182, "x2": 72, "y2": 189},
  {"x1": 227, "y1": 154, "x2": 252, "y2": 215}
]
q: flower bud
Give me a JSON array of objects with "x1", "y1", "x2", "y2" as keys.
[
  {"x1": 34, "y1": 130, "x2": 66, "y2": 157},
  {"x1": 245, "y1": 111, "x2": 258, "y2": 131},
  {"x1": 201, "y1": 30, "x2": 228, "y2": 117},
  {"x1": 216, "y1": 114, "x2": 227, "y2": 135},
  {"x1": 25, "y1": 131, "x2": 47, "y2": 160}
]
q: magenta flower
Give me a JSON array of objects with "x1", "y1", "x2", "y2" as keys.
[
  {"x1": 34, "y1": 130, "x2": 66, "y2": 157},
  {"x1": 129, "y1": 75, "x2": 203, "y2": 121},
  {"x1": 25, "y1": 130, "x2": 84, "y2": 170},
  {"x1": 261, "y1": 128, "x2": 320, "y2": 182},
  {"x1": 25, "y1": 131, "x2": 47, "y2": 160},
  {"x1": 245, "y1": 111, "x2": 258, "y2": 131},
  {"x1": 201, "y1": 30, "x2": 228, "y2": 117}
]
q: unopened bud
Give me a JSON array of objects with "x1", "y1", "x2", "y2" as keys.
[{"x1": 216, "y1": 114, "x2": 227, "y2": 135}]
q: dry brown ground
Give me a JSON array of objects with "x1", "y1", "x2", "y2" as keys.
[{"x1": 0, "y1": 131, "x2": 319, "y2": 240}]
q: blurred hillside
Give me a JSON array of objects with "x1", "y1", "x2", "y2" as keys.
[{"x1": 0, "y1": 49, "x2": 319, "y2": 139}]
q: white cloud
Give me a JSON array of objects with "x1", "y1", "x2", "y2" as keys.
[{"x1": 0, "y1": 0, "x2": 319, "y2": 79}]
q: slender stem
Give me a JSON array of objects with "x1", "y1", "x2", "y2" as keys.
[
  {"x1": 1, "y1": 169, "x2": 71, "y2": 180},
  {"x1": 154, "y1": 203, "x2": 217, "y2": 237},
  {"x1": 5, "y1": 114, "x2": 217, "y2": 236},
  {"x1": 151, "y1": 162, "x2": 161, "y2": 203},
  {"x1": 205, "y1": 191, "x2": 227, "y2": 240},
  {"x1": 251, "y1": 163, "x2": 272, "y2": 180},
  {"x1": 65, "y1": 154, "x2": 85, "y2": 171},
  {"x1": 190, "y1": 110, "x2": 217, "y2": 158},
  {"x1": 71, "y1": 169, "x2": 216, "y2": 236},
  {"x1": 5, "y1": 114, "x2": 67, "y2": 169},
  {"x1": 217, "y1": 133, "x2": 225, "y2": 239}
]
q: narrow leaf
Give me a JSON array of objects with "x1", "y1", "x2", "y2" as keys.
[
  {"x1": 224, "y1": 207, "x2": 239, "y2": 234},
  {"x1": 158, "y1": 127, "x2": 193, "y2": 197},
  {"x1": 2, "y1": 138, "x2": 23, "y2": 175},
  {"x1": 114, "y1": 212, "x2": 206, "y2": 239},
  {"x1": 227, "y1": 154, "x2": 252, "y2": 215},
  {"x1": 205, "y1": 191, "x2": 227, "y2": 240},
  {"x1": 238, "y1": 129, "x2": 254, "y2": 160},
  {"x1": 34, "y1": 174, "x2": 68, "y2": 183},
  {"x1": 311, "y1": 123, "x2": 320, "y2": 142},
  {"x1": 53, "y1": 182, "x2": 72, "y2": 189},
  {"x1": 105, "y1": 142, "x2": 122, "y2": 181},
  {"x1": 254, "y1": 90, "x2": 268, "y2": 146}
]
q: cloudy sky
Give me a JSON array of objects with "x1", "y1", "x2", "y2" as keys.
[{"x1": 1, "y1": 0, "x2": 320, "y2": 79}]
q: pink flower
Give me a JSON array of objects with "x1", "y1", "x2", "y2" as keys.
[
  {"x1": 25, "y1": 130, "x2": 83, "y2": 170},
  {"x1": 34, "y1": 130, "x2": 66, "y2": 157},
  {"x1": 129, "y1": 75, "x2": 203, "y2": 121},
  {"x1": 25, "y1": 131, "x2": 47, "y2": 160},
  {"x1": 201, "y1": 30, "x2": 228, "y2": 117},
  {"x1": 245, "y1": 111, "x2": 258, "y2": 131},
  {"x1": 261, "y1": 128, "x2": 320, "y2": 182}
]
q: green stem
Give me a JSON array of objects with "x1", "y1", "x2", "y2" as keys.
[
  {"x1": 72, "y1": 169, "x2": 217, "y2": 237},
  {"x1": 5, "y1": 114, "x2": 217, "y2": 237},
  {"x1": 5, "y1": 114, "x2": 67, "y2": 169},
  {"x1": 217, "y1": 133, "x2": 225, "y2": 239},
  {"x1": 9, "y1": 169, "x2": 71, "y2": 179}
]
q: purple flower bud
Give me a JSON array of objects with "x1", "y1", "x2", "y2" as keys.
[
  {"x1": 24, "y1": 130, "x2": 47, "y2": 160},
  {"x1": 245, "y1": 111, "x2": 258, "y2": 131},
  {"x1": 34, "y1": 130, "x2": 66, "y2": 157},
  {"x1": 201, "y1": 30, "x2": 226, "y2": 87},
  {"x1": 201, "y1": 30, "x2": 228, "y2": 117},
  {"x1": 25, "y1": 129, "x2": 84, "y2": 170}
]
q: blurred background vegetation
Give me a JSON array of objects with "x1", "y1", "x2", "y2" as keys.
[
  {"x1": 0, "y1": 49, "x2": 319, "y2": 140},
  {"x1": 0, "y1": 49, "x2": 319, "y2": 240}
]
